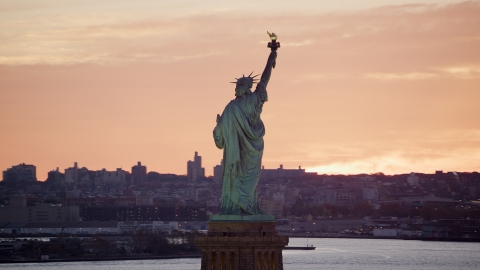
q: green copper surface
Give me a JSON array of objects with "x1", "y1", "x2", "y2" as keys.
[{"x1": 213, "y1": 50, "x2": 277, "y2": 216}]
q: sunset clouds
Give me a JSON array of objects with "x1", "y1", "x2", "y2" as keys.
[{"x1": 1, "y1": 1, "x2": 479, "y2": 178}]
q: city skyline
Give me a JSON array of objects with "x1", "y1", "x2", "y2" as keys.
[
  {"x1": 2, "y1": 158, "x2": 476, "y2": 182},
  {"x1": 1, "y1": 0, "x2": 480, "y2": 179}
]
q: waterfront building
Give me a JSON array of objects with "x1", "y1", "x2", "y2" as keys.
[
  {"x1": 20, "y1": 221, "x2": 119, "y2": 235},
  {"x1": 118, "y1": 221, "x2": 178, "y2": 234},
  {"x1": 0, "y1": 196, "x2": 79, "y2": 223},
  {"x1": 81, "y1": 204, "x2": 208, "y2": 222}
]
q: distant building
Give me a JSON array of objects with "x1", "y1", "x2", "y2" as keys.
[
  {"x1": 187, "y1": 152, "x2": 205, "y2": 182},
  {"x1": 9, "y1": 195, "x2": 27, "y2": 207},
  {"x1": 64, "y1": 197, "x2": 136, "y2": 206},
  {"x1": 18, "y1": 222, "x2": 119, "y2": 235},
  {"x1": 46, "y1": 167, "x2": 64, "y2": 185},
  {"x1": 260, "y1": 165, "x2": 308, "y2": 179},
  {"x1": 93, "y1": 168, "x2": 126, "y2": 188},
  {"x1": 2, "y1": 163, "x2": 37, "y2": 182},
  {"x1": 77, "y1": 167, "x2": 91, "y2": 185},
  {"x1": 64, "y1": 162, "x2": 79, "y2": 184},
  {"x1": 136, "y1": 196, "x2": 153, "y2": 206},
  {"x1": 335, "y1": 189, "x2": 356, "y2": 209},
  {"x1": 131, "y1": 161, "x2": 147, "y2": 185},
  {"x1": 184, "y1": 188, "x2": 199, "y2": 201},
  {"x1": 373, "y1": 228, "x2": 399, "y2": 237},
  {"x1": 0, "y1": 196, "x2": 79, "y2": 223},
  {"x1": 272, "y1": 192, "x2": 285, "y2": 204},
  {"x1": 407, "y1": 172, "x2": 419, "y2": 186},
  {"x1": 187, "y1": 160, "x2": 196, "y2": 182},
  {"x1": 259, "y1": 198, "x2": 283, "y2": 218},
  {"x1": 119, "y1": 221, "x2": 178, "y2": 234},
  {"x1": 434, "y1": 170, "x2": 445, "y2": 185},
  {"x1": 314, "y1": 189, "x2": 356, "y2": 208},
  {"x1": 315, "y1": 189, "x2": 336, "y2": 205},
  {"x1": 396, "y1": 196, "x2": 457, "y2": 207},
  {"x1": 81, "y1": 204, "x2": 208, "y2": 222},
  {"x1": 362, "y1": 187, "x2": 379, "y2": 200},
  {"x1": 62, "y1": 163, "x2": 90, "y2": 185},
  {"x1": 213, "y1": 160, "x2": 223, "y2": 184},
  {"x1": 285, "y1": 188, "x2": 299, "y2": 206}
]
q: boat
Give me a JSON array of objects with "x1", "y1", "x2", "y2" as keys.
[{"x1": 284, "y1": 246, "x2": 316, "y2": 250}]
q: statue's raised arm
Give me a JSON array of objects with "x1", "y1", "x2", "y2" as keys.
[{"x1": 256, "y1": 51, "x2": 277, "y2": 89}]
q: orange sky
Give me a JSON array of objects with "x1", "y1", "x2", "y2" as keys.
[{"x1": 1, "y1": 1, "x2": 479, "y2": 180}]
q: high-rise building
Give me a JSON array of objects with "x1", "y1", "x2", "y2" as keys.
[
  {"x1": 131, "y1": 161, "x2": 147, "y2": 185},
  {"x1": 2, "y1": 163, "x2": 37, "y2": 182},
  {"x1": 64, "y1": 162, "x2": 79, "y2": 184},
  {"x1": 194, "y1": 152, "x2": 204, "y2": 177},
  {"x1": 187, "y1": 160, "x2": 196, "y2": 182},
  {"x1": 46, "y1": 167, "x2": 64, "y2": 185},
  {"x1": 187, "y1": 152, "x2": 205, "y2": 182},
  {"x1": 213, "y1": 160, "x2": 223, "y2": 184}
]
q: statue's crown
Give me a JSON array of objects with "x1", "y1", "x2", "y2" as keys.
[{"x1": 230, "y1": 72, "x2": 259, "y2": 87}]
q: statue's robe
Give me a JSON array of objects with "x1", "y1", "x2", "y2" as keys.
[{"x1": 213, "y1": 82, "x2": 268, "y2": 215}]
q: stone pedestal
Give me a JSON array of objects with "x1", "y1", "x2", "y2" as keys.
[{"x1": 195, "y1": 216, "x2": 288, "y2": 270}]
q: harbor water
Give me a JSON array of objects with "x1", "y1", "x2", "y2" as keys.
[{"x1": 2, "y1": 238, "x2": 480, "y2": 270}]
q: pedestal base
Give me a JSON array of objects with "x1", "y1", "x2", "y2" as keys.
[{"x1": 195, "y1": 220, "x2": 288, "y2": 270}]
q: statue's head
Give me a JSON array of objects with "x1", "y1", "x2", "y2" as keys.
[{"x1": 231, "y1": 72, "x2": 259, "y2": 97}]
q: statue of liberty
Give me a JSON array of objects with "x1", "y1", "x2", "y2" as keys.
[{"x1": 213, "y1": 32, "x2": 279, "y2": 216}]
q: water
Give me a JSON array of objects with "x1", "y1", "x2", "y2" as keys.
[
  {"x1": 285, "y1": 238, "x2": 480, "y2": 270},
  {"x1": 2, "y1": 238, "x2": 480, "y2": 270}
]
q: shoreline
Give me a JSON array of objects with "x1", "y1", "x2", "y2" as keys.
[
  {"x1": 285, "y1": 234, "x2": 480, "y2": 242},
  {"x1": 0, "y1": 254, "x2": 201, "y2": 264}
]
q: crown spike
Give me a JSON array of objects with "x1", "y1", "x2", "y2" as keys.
[
  {"x1": 252, "y1": 74, "x2": 260, "y2": 78},
  {"x1": 248, "y1": 71, "x2": 254, "y2": 77}
]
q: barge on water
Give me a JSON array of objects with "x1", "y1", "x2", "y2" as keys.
[{"x1": 284, "y1": 246, "x2": 316, "y2": 250}]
